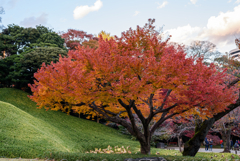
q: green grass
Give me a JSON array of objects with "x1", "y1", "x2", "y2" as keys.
[{"x1": 0, "y1": 88, "x2": 239, "y2": 161}]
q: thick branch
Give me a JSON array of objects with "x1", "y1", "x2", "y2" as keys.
[
  {"x1": 154, "y1": 103, "x2": 178, "y2": 115},
  {"x1": 214, "y1": 97, "x2": 240, "y2": 121},
  {"x1": 118, "y1": 99, "x2": 145, "y2": 141},
  {"x1": 227, "y1": 78, "x2": 240, "y2": 88},
  {"x1": 150, "y1": 109, "x2": 188, "y2": 136},
  {"x1": 157, "y1": 89, "x2": 172, "y2": 111},
  {"x1": 59, "y1": 101, "x2": 85, "y2": 106},
  {"x1": 132, "y1": 101, "x2": 146, "y2": 125},
  {"x1": 89, "y1": 102, "x2": 135, "y2": 135}
]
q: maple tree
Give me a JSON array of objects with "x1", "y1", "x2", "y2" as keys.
[
  {"x1": 61, "y1": 29, "x2": 98, "y2": 50},
  {"x1": 29, "y1": 19, "x2": 238, "y2": 154}
]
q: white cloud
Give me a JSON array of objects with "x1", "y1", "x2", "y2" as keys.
[
  {"x1": 199, "y1": 5, "x2": 240, "y2": 45},
  {"x1": 166, "y1": 25, "x2": 202, "y2": 45},
  {"x1": 157, "y1": 1, "x2": 168, "y2": 9},
  {"x1": 228, "y1": 0, "x2": 232, "y2": 3},
  {"x1": 166, "y1": 5, "x2": 240, "y2": 52},
  {"x1": 73, "y1": 0, "x2": 103, "y2": 19},
  {"x1": 133, "y1": 11, "x2": 139, "y2": 16},
  {"x1": 235, "y1": 0, "x2": 240, "y2": 3},
  {"x1": 20, "y1": 13, "x2": 48, "y2": 27},
  {"x1": 190, "y1": 0, "x2": 197, "y2": 4}
]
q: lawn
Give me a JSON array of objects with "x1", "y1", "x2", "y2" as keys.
[{"x1": 0, "y1": 88, "x2": 239, "y2": 161}]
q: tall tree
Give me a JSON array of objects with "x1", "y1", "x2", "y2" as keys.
[
  {"x1": 0, "y1": 25, "x2": 66, "y2": 89},
  {"x1": 29, "y1": 19, "x2": 238, "y2": 155},
  {"x1": 0, "y1": 54, "x2": 18, "y2": 87},
  {"x1": 9, "y1": 45, "x2": 67, "y2": 90},
  {"x1": 0, "y1": 24, "x2": 65, "y2": 57}
]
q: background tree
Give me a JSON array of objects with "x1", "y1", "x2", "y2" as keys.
[
  {"x1": 29, "y1": 19, "x2": 238, "y2": 155},
  {"x1": 236, "y1": 37, "x2": 240, "y2": 49},
  {"x1": 61, "y1": 29, "x2": 98, "y2": 50},
  {"x1": 0, "y1": 25, "x2": 66, "y2": 89},
  {"x1": 183, "y1": 54, "x2": 240, "y2": 156},
  {"x1": 98, "y1": 30, "x2": 114, "y2": 40},
  {"x1": 9, "y1": 45, "x2": 67, "y2": 90},
  {"x1": 0, "y1": 24, "x2": 65, "y2": 57},
  {"x1": 0, "y1": 54, "x2": 18, "y2": 87},
  {"x1": 186, "y1": 40, "x2": 221, "y2": 62},
  {"x1": 210, "y1": 107, "x2": 240, "y2": 152}
]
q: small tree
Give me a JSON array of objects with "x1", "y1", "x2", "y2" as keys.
[{"x1": 29, "y1": 19, "x2": 238, "y2": 154}]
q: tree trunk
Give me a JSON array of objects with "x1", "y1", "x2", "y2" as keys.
[
  {"x1": 221, "y1": 129, "x2": 231, "y2": 153},
  {"x1": 140, "y1": 141, "x2": 151, "y2": 154},
  {"x1": 183, "y1": 96, "x2": 240, "y2": 156},
  {"x1": 182, "y1": 118, "x2": 215, "y2": 156},
  {"x1": 139, "y1": 124, "x2": 151, "y2": 154},
  {"x1": 97, "y1": 117, "x2": 99, "y2": 123},
  {"x1": 177, "y1": 136, "x2": 182, "y2": 153}
]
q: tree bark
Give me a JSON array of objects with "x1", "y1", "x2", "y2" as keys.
[
  {"x1": 221, "y1": 129, "x2": 231, "y2": 153},
  {"x1": 182, "y1": 118, "x2": 215, "y2": 156},
  {"x1": 183, "y1": 95, "x2": 240, "y2": 156},
  {"x1": 97, "y1": 117, "x2": 99, "y2": 123},
  {"x1": 177, "y1": 136, "x2": 182, "y2": 153},
  {"x1": 140, "y1": 141, "x2": 151, "y2": 154}
]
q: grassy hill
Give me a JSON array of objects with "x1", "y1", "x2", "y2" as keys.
[
  {"x1": 0, "y1": 88, "x2": 142, "y2": 160},
  {"x1": 1, "y1": 88, "x2": 239, "y2": 161}
]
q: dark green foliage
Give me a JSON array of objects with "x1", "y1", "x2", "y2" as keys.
[
  {"x1": 0, "y1": 55, "x2": 18, "y2": 87},
  {"x1": 36, "y1": 32, "x2": 64, "y2": 48},
  {"x1": 0, "y1": 24, "x2": 65, "y2": 56},
  {"x1": 8, "y1": 46, "x2": 67, "y2": 90},
  {"x1": 0, "y1": 24, "x2": 67, "y2": 89}
]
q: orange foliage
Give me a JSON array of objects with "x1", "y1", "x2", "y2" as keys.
[{"x1": 29, "y1": 20, "x2": 238, "y2": 121}]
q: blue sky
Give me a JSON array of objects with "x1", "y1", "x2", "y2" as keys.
[{"x1": 1, "y1": 0, "x2": 240, "y2": 53}]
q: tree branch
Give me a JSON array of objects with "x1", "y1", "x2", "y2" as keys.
[
  {"x1": 157, "y1": 89, "x2": 172, "y2": 111},
  {"x1": 89, "y1": 102, "x2": 135, "y2": 136},
  {"x1": 118, "y1": 99, "x2": 145, "y2": 141}
]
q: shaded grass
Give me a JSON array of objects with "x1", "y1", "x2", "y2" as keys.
[{"x1": 0, "y1": 88, "x2": 239, "y2": 160}]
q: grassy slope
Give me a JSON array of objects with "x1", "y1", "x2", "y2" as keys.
[
  {"x1": 0, "y1": 88, "x2": 140, "y2": 159},
  {"x1": 0, "y1": 88, "x2": 239, "y2": 161}
]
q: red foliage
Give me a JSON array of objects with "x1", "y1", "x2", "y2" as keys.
[
  {"x1": 29, "y1": 19, "x2": 239, "y2": 154},
  {"x1": 61, "y1": 29, "x2": 98, "y2": 50}
]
